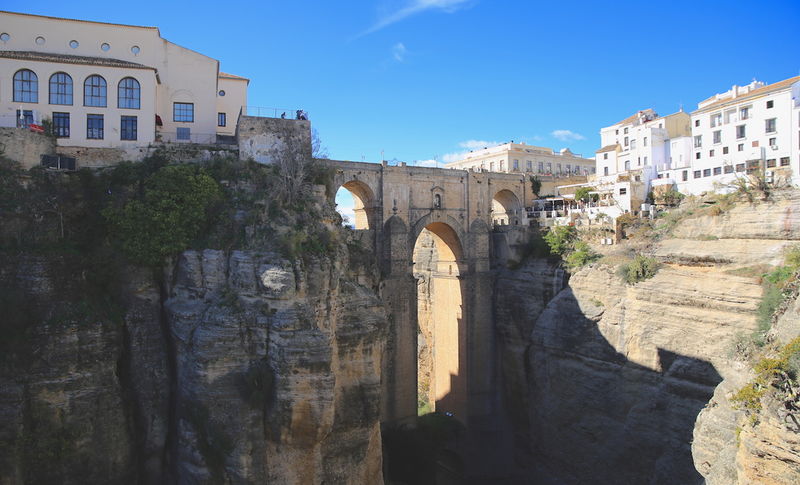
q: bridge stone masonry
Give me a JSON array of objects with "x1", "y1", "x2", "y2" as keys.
[{"x1": 324, "y1": 158, "x2": 532, "y2": 426}]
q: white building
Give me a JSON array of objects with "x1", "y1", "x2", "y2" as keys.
[
  {"x1": 0, "y1": 11, "x2": 248, "y2": 148},
  {"x1": 444, "y1": 141, "x2": 595, "y2": 176},
  {"x1": 669, "y1": 77, "x2": 800, "y2": 194}
]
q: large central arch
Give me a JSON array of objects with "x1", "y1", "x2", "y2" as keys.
[{"x1": 412, "y1": 218, "x2": 467, "y2": 419}]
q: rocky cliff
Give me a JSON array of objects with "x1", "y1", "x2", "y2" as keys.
[{"x1": 495, "y1": 191, "x2": 800, "y2": 484}]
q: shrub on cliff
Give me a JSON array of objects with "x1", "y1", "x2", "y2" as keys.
[
  {"x1": 565, "y1": 241, "x2": 599, "y2": 269},
  {"x1": 104, "y1": 164, "x2": 222, "y2": 266},
  {"x1": 618, "y1": 254, "x2": 660, "y2": 284},
  {"x1": 543, "y1": 225, "x2": 577, "y2": 255}
]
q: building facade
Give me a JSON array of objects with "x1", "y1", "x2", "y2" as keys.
[
  {"x1": 444, "y1": 141, "x2": 595, "y2": 176},
  {"x1": 0, "y1": 11, "x2": 248, "y2": 149}
]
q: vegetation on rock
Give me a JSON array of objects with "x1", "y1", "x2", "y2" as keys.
[
  {"x1": 542, "y1": 225, "x2": 599, "y2": 269},
  {"x1": 617, "y1": 254, "x2": 660, "y2": 284}
]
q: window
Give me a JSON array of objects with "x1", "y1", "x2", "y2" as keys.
[
  {"x1": 565, "y1": 164, "x2": 571, "y2": 173},
  {"x1": 52, "y1": 112, "x2": 69, "y2": 138},
  {"x1": 173, "y1": 102, "x2": 194, "y2": 122},
  {"x1": 723, "y1": 146, "x2": 729, "y2": 154},
  {"x1": 693, "y1": 170, "x2": 701, "y2": 179},
  {"x1": 769, "y1": 137, "x2": 776, "y2": 147},
  {"x1": 624, "y1": 127, "x2": 628, "y2": 134},
  {"x1": 538, "y1": 161, "x2": 544, "y2": 173},
  {"x1": 713, "y1": 167, "x2": 722, "y2": 175},
  {"x1": 643, "y1": 137, "x2": 648, "y2": 147},
  {"x1": 546, "y1": 162, "x2": 552, "y2": 172},
  {"x1": 765, "y1": 118, "x2": 776, "y2": 133},
  {"x1": 49, "y1": 72, "x2": 72, "y2": 105},
  {"x1": 736, "y1": 125, "x2": 746, "y2": 139},
  {"x1": 740, "y1": 106, "x2": 750, "y2": 120},
  {"x1": 766, "y1": 159, "x2": 776, "y2": 168},
  {"x1": 615, "y1": 129, "x2": 619, "y2": 135},
  {"x1": 489, "y1": 162, "x2": 495, "y2": 171},
  {"x1": 603, "y1": 153, "x2": 608, "y2": 160},
  {"x1": 604, "y1": 167, "x2": 609, "y2": 176},
  {"x1": 624, "y1": 160, "x2": 630, "y2": 170},
  {"x1": 694, "y1": 119, "x2": 700, "y2": 127},
  {"x1": 737, "y1": 143, "x2": 744, "y2": 152},
  {"x1": 526, "y1": 160, "x2": 532, "y2": 171},
  {"x1": 16, "y1": 109, "x2": 33, "y2": 128},
  {"x1": 713, "y1": 130, "x2": 721, "y2": 144},
  {"x1": 556, "y1": 163, "x2": 561, "y2": 173},
  {"x1": 500, "y1": 161, "x2": 505, "y2": 171},
  {"x1": 780, "y1": 157, "x2": 790, "y2": 166},
  {"x1": 513, "y1": 159, "x2": 519, "y2": 171},
  {"x1": 176, "y1": 127, "x2": 191, "y2": 140},
  {"x1": 631, "y1": 139, "x2": 638, "y2": 149},
  {"x1": 724, "y1": 165, "x2": 733, "y2": 174},
  {"x1": 121, "y1": 115, "x2": 137, "y2": 140},
  {"x1": 218, "y1": 112, "x2": 226, "y2": 127},
  {"x1": 87, "y1": 114, "x2": 104, "y2": 139},
  {"x1": 643, "y1": 156, "x2": 648, "y2": 165},
  {"x1": 710, "y1": 113, "x2": 722, "y2": 127},
  {"x1": 84, "y1": 75, "x2": 107, "y2": 107},
  {"x1": 624, "y1": 136, "x2": 629, "y2": 147},
  {"x1": 703, "y1": 169, "x2": 711, "y2": 177},
  {"x1": 695, "y1": 152, "x2": 701, "y2": 160},
  {"x1": 619, "y1": 188, "x2": 627, "y2": 195},
  {"x1": 694, "y1": 135, "x2": 702, "y2": 148},
  {"x1": 682, "y1": 170, "x2": 688, "y2": 182},
  {"x1": 735, "y1": 163, "x2": 745, "y2": 172},
  {"x1": 709, "y1": 149, "x2": 715, "y2": 157},
  {"x1": 766, "y1": 100, "x2": 774, "y2": 109},
  {"x1": 13, "y1": 69, "x2": 38, "y2": 103},
  {"x1": 118, "y1": 77, "x2": 140, "y2": 109}
]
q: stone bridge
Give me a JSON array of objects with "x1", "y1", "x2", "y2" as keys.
[{"x1": 322, "y1": 159, "x2": 532, "y2": 424}]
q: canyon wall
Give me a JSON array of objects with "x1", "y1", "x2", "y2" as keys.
[{"x1": 494, "y1": 192, "x2": 800, "y2": 484}]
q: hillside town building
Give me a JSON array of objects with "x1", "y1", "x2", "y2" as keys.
[
  {"x1": 444, "y1": 141, "x2": 595, "y2": 176},
  {"x1": 0, "y1": 10, "x2": 248, "y2": 149}
]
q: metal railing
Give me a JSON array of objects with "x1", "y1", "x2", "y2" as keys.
[{"x1": 244, "y1": 106, "x2": 307, "y2": 119}]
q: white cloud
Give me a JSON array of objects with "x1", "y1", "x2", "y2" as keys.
[
  {"x1": 551, "y1": 130, "x2": 585, "y2": 142},
  {"x1": 358, "y1": 0, "x2": 473, "y2": 37},
  {"x1": 440, "y1": 139, "x2": 500, "y2": 164},
  {"x1": 392, "y1": 42, "x2": 407, "y2": 62}
]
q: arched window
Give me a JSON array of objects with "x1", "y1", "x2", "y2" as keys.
[
  {"x1": 49, "y1": 72, "x2": 73, "y2": 105},
  {"x1": 84, "y1": 75, "x2": 107, "y2": 107},
  {"x1": 13, "y1": 69, "x2": 38, "y2": 103},
  {"x1": 118, "y1": 77, "x2": 140, "y2": 109}
]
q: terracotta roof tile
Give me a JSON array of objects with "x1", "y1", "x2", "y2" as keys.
[
  {"x1": 596, "y1": 144, "x2": 620, "y2": 153},
  {"x1": 695, "y1": 76, "x2": 800, "y2": 112},
  {"x1": 0, "y1": 50, "x2": 154, "y2": 70},
  {"x1": 219, "y1": 71, "x2": 249, "y2": 81}
]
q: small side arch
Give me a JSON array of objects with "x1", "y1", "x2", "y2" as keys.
[
  {"x1": 491, "y1": 189, "x2": 524, "y2": 226},
  {"x1": 335, "y1": 179, "x2": 376, "y2": 230}
]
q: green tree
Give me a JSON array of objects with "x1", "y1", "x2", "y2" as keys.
[
  {"x1": 543, "y1": 225, "x2": 577, "y2": 255},
  {"x1": 529, "y1": 175, "x2": 542, "y2": 197},
  {"x1": 574, "y1": 187, "x2": 595, "y2": 203},
  {"x1": 105, "y1": 165, "x2": 222, "y2": 266}
]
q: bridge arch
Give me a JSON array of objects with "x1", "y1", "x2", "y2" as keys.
[
  {"x1": 491, "y1": 189, "x2": 524, "y2": 226},
  {"x1": 334, "y1": 179, "x2": 377, "y2": 230}
]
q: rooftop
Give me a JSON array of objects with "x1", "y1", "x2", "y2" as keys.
[
  {"x1": 0, "y1": 10, "x2": 158, "y2": 30},
  {"x1": 0, "y1": 50, "x2": 155, "y2": 70},
  {"x1": 219, "y1": 72, "x2": 250, "y2": 82},
  {"x1": 596, "y1": 144, "x2": 620, "y2": 153},
  {"x1": 695, "y1": 76, "x2": 800, "y2": 112}
]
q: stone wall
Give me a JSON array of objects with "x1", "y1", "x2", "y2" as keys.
[
  {"x1": 57, "y1": 143, "x2": 238, "y2": 168},
  {"x1": 237, "y1": 116, "x2": 311, "y2": 164},
  {"x1": 0, "y1": 127, "x2": 55, "y2": 168}
]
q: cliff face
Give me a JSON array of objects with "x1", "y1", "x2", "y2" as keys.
[
  {"x1": 0, "y1": 245, "x2": 387, "y2": 484},
  {"x1": 495, "y1": 192, "x2": 800, "y2": 484}
]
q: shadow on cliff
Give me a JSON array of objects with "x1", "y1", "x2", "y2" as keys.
[{"x1": 508, "y1": 283, "x2": 724, "y2": 485}]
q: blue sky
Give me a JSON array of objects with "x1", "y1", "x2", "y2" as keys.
[{"x1": 6, "y1": 0, "x2": 800, "y2": 167}]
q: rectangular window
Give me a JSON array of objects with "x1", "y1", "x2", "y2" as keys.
[
  {"x1": 218, "y1": 112, "x2": 226, "y2": 127},
  {"x1": 694, "y1": 135, "x2": 702, "y2": 148},
  {"x1": 526, "y1": 160, "x2": 532, "y2": 171},
  {"x1": 735, "y1": 163, "x2": 745, "y2": 172},
  {"x1": 703, "y1": 169, "x2": 711, "y2": 177},
  {"x1": 709, "y1": 149, "x2": 715, "y2": 157},
  {"x1": 695, "y1": 152, "x2": 701, "y2": 159},
  {"x1": 736, "y1": 125, "x2": 746, "y2": 139},
  {"x1": 737, "y1": 143, "x2": 744, "y2": 152},
  {"x1": 765, "y1": 118, "x2": 776, "y2": 133},
  {"x1": 546, "y1": 162, "x2": 552, "y2": 172},
  {"x1": 619, "y1": 188, "x2": 627, "y2": 195},
  {"x1": 87, "y1": 114, "x2": 104, "y2": 139},
  {"x1": 769, "y1": 137, "x2": 777, "y2": 147},
  {"x1": 538, "y1": 161, "x2": 544, "y2": 173},
  {"x1": 52, "y1": 112, "x2": 70, "y2": 138},
  {"x1": 624, "y1": 127, "x2": 628, "y2": 134},
  {"x1": 682, "y1": 170, "x2": 688, "y2": 182},
  {"x1": 693, "y1": 170, "x2": 701, "y2": 179},
  {"x1": 643, "y1": 137, "x2": 648, "y2": 146},
  {"x1": 16, "y1": 109, "x2": 33, "y2": 128},
  {"x1": 710, "y1": 113, "x2": 722, "y2": 127},
  {"x1": 724, "y1": 165, "x2": 733, "y2": 174},
  {"x1": 177, "y1": 127, "x2": 191, "y2": 140},
  {"x1": 565, "y1": 164, "x2": 571, "y2": 173},
  {"x1": 766, "y1": 159, "x2": 776, "y2": 168},
  {"x1": 740, "y1": 106, "x2": 750, "y2": 120},
  {"x1": 723, "y1": 146, "x2": 729, "y2": 154},
  {"x1": 604, "y1": 167, "x2": 609, "y2": 176},
  {"x1": 624, "y1": 160, "x2": 630, "y2": 170},
  {"x1": 603, "y1": 153, "x2": 608, "y2": 160},
  {"x1": 173, "y1": 102, "x2": 194, "y2": 122},
  {"x1": 513, "y1": 159, "x2": 519, "y2": 171},
  {"x1": 694, "y1": 119, "x2": 700, "y2": 127},
  {"x1": 713, "y1": 167, "x2": 722, "y2": 175},
  {"x1": 766, "y1": 100, "x2": 774, "y2": 109},
  {"x1": 713, "y1": 130, "x2": 721, "y2": 144},
  {"x1": 630, "y1": 139, "x2": 637, "y2": 149},
  {"x1": 624, "y1": 136, "x2": 629, "y2": 147},
  {"x1": 490, "y1": 162, "x2": 495, "y2": 171},
  {"x1": 121, "y1": 115, "x2": 137, "y2": 141},
  {"x1": 780, "y1": 157, "x2": 790, "y2": 166}
]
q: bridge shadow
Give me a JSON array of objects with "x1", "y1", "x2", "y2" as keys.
[{"x1": 499, "y1": 283, "x2": 723, "y2": 485}]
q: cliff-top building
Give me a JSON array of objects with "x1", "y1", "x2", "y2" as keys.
[
  {"x1": 444, "y1": 141, "x2": 595, "y2": 176},
  {"x1": 0, "y1": 10, "x2": 249, "y2": 149}
]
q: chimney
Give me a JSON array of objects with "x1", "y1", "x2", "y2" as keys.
[{"x1": 731, "y1": 85, "x2": 738, "y2": 98}]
